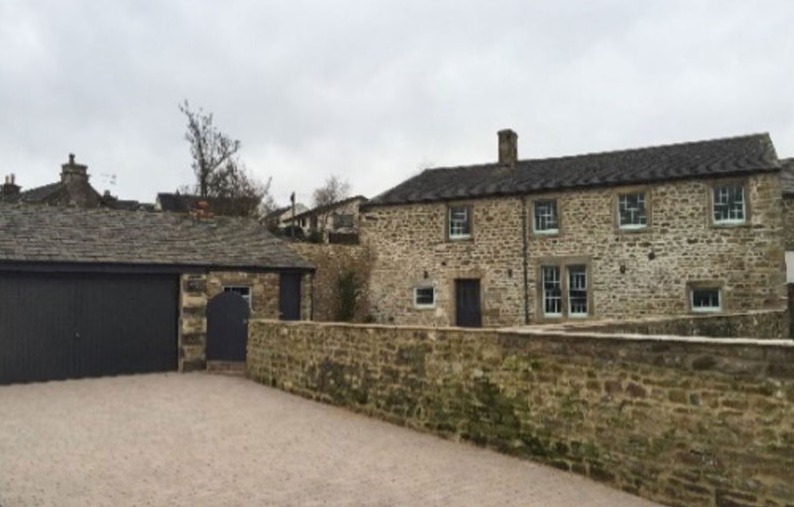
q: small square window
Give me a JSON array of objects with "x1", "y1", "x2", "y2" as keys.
[
  {"x1": 223, "y1": 286, "x2": 252, "y2": 307},
  {"x1": 713, "y1": 185, "x2": 745, "y2": 224},
  {"x1": 414, "y1": 287, "x2": 436, "y2": 308},
  {"x1": 534, "y1": 200, "x2": 559, "y2": 234},
  {"x1": 448, "y1": 206, "x2": 472, "y2": 239},
  {"x1": 691, "y1": 288, "x2": 721, "y2": 313},
  {"x1": 618, "y1": 193, "x2": 647, "y2": 229}
]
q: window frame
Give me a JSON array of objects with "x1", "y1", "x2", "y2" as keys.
[
  {"x1": 223, "y1": 285, "x2": 252, "y2": 308},
  {"x1": 688, "y1": 283, "x2": 723, "y2": 313},
  {"x1": 413, "y1": 286, "x2": 436, "y2": 309},
  {"x1": 710, "y1": 181, "x2": 747, "y2": 226},
  {"x1": 616, "y1": 191, "x2": 649, "y2": 230},
  {"x1": 447, "y1": 204, "x2": 473, "y2": 240},
  {"x1": 536, "y1": 258, "x2": 592, "y2": 320},
  {"x1": 532, "y1": 199, "x2": 560, "y2": 235}
]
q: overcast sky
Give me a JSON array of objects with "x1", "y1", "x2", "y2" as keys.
[{"x1": 1, "y1": 0, "x2": 792, "y2": 207}]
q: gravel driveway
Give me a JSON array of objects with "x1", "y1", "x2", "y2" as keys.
[{"x1": 0, "y1": 373, "x2": 663, "y2": 507}]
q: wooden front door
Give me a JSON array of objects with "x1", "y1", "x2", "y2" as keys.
[{"x1": 455, "y1": 279, "x2": 482, "y2": 328}]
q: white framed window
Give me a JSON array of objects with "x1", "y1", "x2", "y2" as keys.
[
  {"x1": 713, "y1": 185, "x2": 745, "y2": 224},
  {"x1": 567, "y1": 265, "x2": 588, "y2": 317},
  {"x1": 413, "y1": 286, "x2": 436, "y2": 309},
  {"x1": 223, "y1": 286, "x2": 252, "y2": 307},
  {"x1": 533, "y1": 200, "x2": 559, "y2": 234},
  {"x1": 541, "y1": 266, "x2": 562, "y2": 317},
  {"x1": 448, "y1": 206, "x2": 472, "y2": 239},
  {"x1": 618, "y1": 193, "x2": 647, "y2": 229},
  {"x1": 691, "y1": 288, "x2": 721, "y2": 313}
]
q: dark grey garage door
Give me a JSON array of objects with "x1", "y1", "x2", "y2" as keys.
[{"x1": 0, "y1": 272, "x2": 178, "y2": 385}]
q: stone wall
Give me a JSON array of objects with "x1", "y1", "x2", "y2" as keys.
[
  {"x1": 782, "y1": 197, "x2": 794, "y2": 251},
  {"x1": 546, "y1": 309, "x2": 789, "y2": 340},
  {"x1": 178, "y1": 270, "x2": 312, "y2": 371},
  {"x1": 361, "y1": 173, "x2": 787, "y2": 328},
  {"x1": 248, "y1": 321, "x2": 794, "y2": 507},
  {"x1": 289, "y1": 243, "x2": 373, "y2": 322}
]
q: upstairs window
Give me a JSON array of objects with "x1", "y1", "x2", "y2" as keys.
[
  {"x1": 448, "y1": 205, "x2": 472, "y2": 240},
  {"x1": 618, "y1": 193, "x2": 647, "y2": 229},
  {"x1": 413, "y1": 286, "x2": 436, "y2": 309},
  {"x1": 533, "y1": 200, "x2": 559, "y2": 234},
  {"x1": 713, "y1": 185, "x2": 745, "y2": 224},
  {"x1": 332, "y1": 213, "x2": 355, "y2": 229},
  {"x1": 691, "y1": 287, "x2": 721, "y2": 313}
]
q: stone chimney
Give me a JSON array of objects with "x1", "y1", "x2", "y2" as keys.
[
  {"x1": 498, "y1": 129, "x2": 518, "y2": 167},
  {"x1": 61, "y1": 153, "x2": 89, "y2": 185},
  {"x1": 1, "y1": 174, "x2": 20, "y2": 197}
]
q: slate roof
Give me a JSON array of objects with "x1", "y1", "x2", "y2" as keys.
[
  {"x1": 781, "y1": 158, "x2": 794, "y2": 196},
  {"x1": 365, "y1": 133, "x2": 781, "y2": 207},
  {"x1": 0, "y1": 203, "x2": 313, "y2": 270},
  {"x1": 18, "y1": 182, "x2": 63, "y2": 202}
]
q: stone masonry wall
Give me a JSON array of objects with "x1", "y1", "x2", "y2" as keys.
[
  {"x1": 178, "y1": 270, "x2": 312, "y2": 371},
  {"x1": 248, "y1": 321, "x2": 794, "y2": 507},
  {"x1": 361, "y1": 173, "x2": 786, "y2": 327},
  {"x1": 549, "y1": 309, "x2": 789, "y2": 340},
  {"x1": 289, "y1": 243, "x2": 373, "y2": 322},
  {"x1": 362, "y1": 197, "x2": 525, "y2": 327},
  {"x1": 782, "y1": 197, "x2": 794, "y2": 251}
]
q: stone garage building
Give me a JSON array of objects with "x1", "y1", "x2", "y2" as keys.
[{"x1": 0, "y1": 203, "x2": 313, "y2": 384}]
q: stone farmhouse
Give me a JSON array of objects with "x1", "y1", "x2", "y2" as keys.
[{"x1": 361, "y1": 130, "x2": 788, "y2": 329}]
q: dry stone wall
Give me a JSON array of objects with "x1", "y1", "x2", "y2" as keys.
[
  {"x1": 361, "y1": 173, "x2": 786, "y2": 328},
  {"x1": 248, "y1": 320, "x2": 794, "y2": 507}
]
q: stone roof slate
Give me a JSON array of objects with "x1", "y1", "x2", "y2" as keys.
[
  {"x1": 780, "y1": 158, "x2": 794, "y2": 196},
  {"x1": 365, "y1": 133, "x2": 780, "y2": 207},
  {"x1": 0, "y1": 203, "x2": 313, "y2": 270}
]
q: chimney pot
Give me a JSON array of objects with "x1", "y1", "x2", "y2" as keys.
[{"x1": 497, "y1": 129, "x2": 518, "y2": 167}]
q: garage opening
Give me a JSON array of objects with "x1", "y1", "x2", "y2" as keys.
[{"x1": 0, "y1": 272, "x2": 178, "y2": 385}]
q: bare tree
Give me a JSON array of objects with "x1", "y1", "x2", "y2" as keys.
[
  {"x1": 179, "y1": 100, "x2": 273, "y2": 217},
  {"x1": 312, "y1": 175, "x2": 351, "y2": 208}
]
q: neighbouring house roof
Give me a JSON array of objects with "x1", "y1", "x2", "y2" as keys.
[
  {"x1": 0, "y1": 203, "x2": 313, "y2": 270},
  {"x1": 780, "y1": 158, "x2": 794, "y2": 196},
  {"x1": 364, "y1": 133, "x2": 781, "y2": 207},
  {"x1": 292, "y1": 195, "x2": 368, "y2": 221},
  {"x1": 156, "y1": 193, "x2": 259, "y2": 216},
  {"x1": 17, "y1": 182, "x2": 64, "y2": 203}
]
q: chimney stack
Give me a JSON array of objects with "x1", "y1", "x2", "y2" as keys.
[
  {"x1": 1, "y1": 173, "x2": 20, "y2": 197},
  {"x1": 61, "y1": 153, "x2": 89, "y2": 185},
  {"x1": 498, "y1": 129, "x2": 518, "y2": 167}
]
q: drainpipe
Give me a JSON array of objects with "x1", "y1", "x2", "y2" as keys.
[
  {"x1": 521, "y1": 196, "x2": 529, "y2": 324},
  {"x1": 310, "y1": 270, "x2": 316, "y2": 321}
]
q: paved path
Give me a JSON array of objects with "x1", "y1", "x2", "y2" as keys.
[{"x1": 0, "y1": 374, "x2": 663, "y2": 507}]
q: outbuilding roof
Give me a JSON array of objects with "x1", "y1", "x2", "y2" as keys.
[
  {"x1": 0, "y1": 203, "x2": 312, "y2": 271},
  {"x1": 365, "y1": 133, "x2": 781, "y2": 207}
]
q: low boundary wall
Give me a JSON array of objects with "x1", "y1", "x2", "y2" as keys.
[{"x1": 248, "y1": 321, "x2": 794, "y2": 507}]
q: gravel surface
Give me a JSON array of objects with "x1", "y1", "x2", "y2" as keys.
[{"x1": 0, "y1": 373, "x2": 663, "y2": 507}]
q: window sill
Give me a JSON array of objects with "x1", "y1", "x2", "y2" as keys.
[
  {"x1": 617, "y1": 225, "x2": 649, "y2": 233},
  {"x1": 413, "y1": 305, "x2": 436, "y2": 310},
  {"x1": 712, "y1": 220, "x2": 747, "y2": 228},
  {"x1": 533, "y1": 229, "x2": 559, "y2": 236},
  {"x1": 448, "y1": 235, "x2": 473, "y2": 242},
  {"x1": 691, "y1": 308, "x2": 721, "y2": 314}
]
